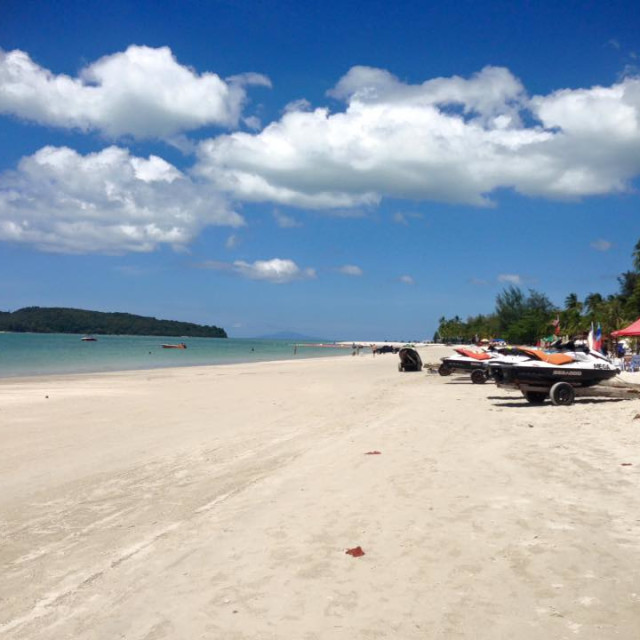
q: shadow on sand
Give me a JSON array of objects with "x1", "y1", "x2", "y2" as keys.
[{"x1": 491, "y1": 398, "x2": 627, "y2": 408}]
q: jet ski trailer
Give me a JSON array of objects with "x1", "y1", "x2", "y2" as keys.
[
  {"x1": 438, "y1": 348, "x2": 492, "y2": 384},
  {"x1": 489, "y1": 347, "x2": 620, "y2": 405}
]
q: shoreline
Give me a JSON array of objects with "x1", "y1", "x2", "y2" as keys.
[
  {"x1": 3, "y1": 350, "x2": 640, "y2": 638},
  {"x1": 0, "y1": 334, "x2": 360, "y2": 380},
  {"x1": 0, "y1": 352, "x2": 344, "y2": 385},
  {"x1": 0, "y1": 335, "x2": 445, "y2": 381}
]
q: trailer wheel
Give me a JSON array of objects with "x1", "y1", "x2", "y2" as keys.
[
  {"x1": 550, "y1": 382, "x2": 575, "y2": 406},
  {"x1": 438, "y1": 364, "x2": 452, "y2": 376},
  {"x1": 523, "y1": 391, "x2": 547, "y2": 404},
  {"x1": 471, "y1": 369, "x2": 487, "y2": 384}
]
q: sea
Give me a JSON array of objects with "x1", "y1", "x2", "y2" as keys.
[{"x1": 0, "y1": 333, "x2": 353, "y2": 379}]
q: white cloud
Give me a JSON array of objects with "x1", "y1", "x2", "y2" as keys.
[
  {"x1": 590, "y1": 238, "x2": 613, "y2": 251},
  {"x1": 392, "y1": 211, "x2": 422, "y2": 225},
  {"x1": 273, "y1": 209, "x2": 302, "y2": 228},
  {"x1": 469, "y1": 277, "x2": 488, "y2": 286},
  {"x1": 242, "y1": 115, "x2": 263, "y2": 130},
  {"x1": 399, "y1": 275, "x2": 414, "y2": 284},
  {"x1": 284, "y1": 98, "x2": 312, "y2": 113},
  {"x1": 498, "y1": 274, "x2": 522, "y2": 284},
  {"x1": 0, "y1": 46, "x2": 270, "y2": 138},
  {"x1": 226, "y1": 234, "x2": 240, "y2": 249},
  {"x1": 201, "y1": 258, "x2": 316, "y2": 283},
  {"x1": 0, "y1": 146, "x2": 243, "y2": 253},
  {"x1": 338, "y1": 264, "x2": 363, "y2": 276},
  {"x1": 195, "y1": 66, "x2": 640, "y2": 208}
]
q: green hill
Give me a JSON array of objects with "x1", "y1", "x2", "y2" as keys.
[{"x1": 0, "y1": 307, "x2": 227, "y2": 338}]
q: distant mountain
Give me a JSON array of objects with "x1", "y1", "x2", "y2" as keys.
[
  {"x1": 256, "y1": 331, "x2": 327, "y2": 342},
  {"x1": 0, "y1": 307, "x2": 227, "y2": 338}
]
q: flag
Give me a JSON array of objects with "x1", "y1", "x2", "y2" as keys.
[{"x1": 593, "y1": 323, "x2": 602, "y2": 352}]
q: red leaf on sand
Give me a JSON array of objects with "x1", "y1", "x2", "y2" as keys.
[
  {"x1": 346, "y1": 546, "x2": 365, "y2": 557},
  {"x1": 365, "y1": 451, "x2": 381, "y2": 455}
]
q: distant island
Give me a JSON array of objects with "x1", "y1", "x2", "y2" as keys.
[{"x1": 0, "y1": 307, "x2": 227, "y2": 338}]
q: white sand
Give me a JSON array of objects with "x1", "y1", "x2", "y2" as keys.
[{"x1": 2, "y1": 348, "x2": 640, "y2": 639}]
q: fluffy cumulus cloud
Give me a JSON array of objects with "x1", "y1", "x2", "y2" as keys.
[
  {"x1": 0, "y1": 146, "x2": 243, "y2": 253},
  {"x1": 196, "y1": 66, "x2": 640, "y2": 207},
  {"x1": 3, "y1": 53, "x2": 640, "y2": 256},
  {"x1": 0, "y1": 46, "x2": 270, "y2": 138},
  {"x1": 201, "y1": 258, "x2": 316, "y2": 283}
]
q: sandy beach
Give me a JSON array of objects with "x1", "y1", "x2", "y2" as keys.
[{"x1": 2, "y1": 348, "x2": 640, "y2": 639}]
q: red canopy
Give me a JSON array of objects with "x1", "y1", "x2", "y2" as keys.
[{"x1": 611, "y1": 318, "x2": 640, "y2": 337}]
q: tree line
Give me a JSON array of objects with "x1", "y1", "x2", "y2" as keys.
[
  {"x1": 435, "y1": 240, "x2": 640, "y2": 345},
  {"x1": 0, "y1": 307, "x2": 227, "y2": 338}
]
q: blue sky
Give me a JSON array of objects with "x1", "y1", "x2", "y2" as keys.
[{"x1": 1, "y1": 0, "x2": 639, "y2": 340}]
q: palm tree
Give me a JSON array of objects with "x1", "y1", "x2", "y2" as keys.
[
  {"x1": 564, "y1": 293, "x2": 583, "y2": 312},
  {"x1": 584, "y1": 292, "x2": 603, "y2": 318},
  {"x1": 562, "y1": 293, "x2": 584, "y2": 337}
]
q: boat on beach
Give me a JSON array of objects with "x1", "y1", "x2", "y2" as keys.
[
  {"x1": 438, "y1": 346, "x2": 533, "y2": 383},
  {"x1": 489, "y1": 345, "x2": 620, "y2": 404},
  {"x1": 438, "y1": 347, "x2": 492, "y2": 377}
]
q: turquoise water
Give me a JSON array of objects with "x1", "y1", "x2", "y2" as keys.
[{"x1": 0, "y1": 333, "x2": 351, "y2": 378}]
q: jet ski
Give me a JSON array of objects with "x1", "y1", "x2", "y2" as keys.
[
  {"x1": 488, "y1": 345, "x2": 620, "y2": 405},
  {"x1": 438, "y1": 347, "x2": 492, "y2": 377},
  {"x1": 438, "y1": 346, "x2": 529, "y2": 384}
]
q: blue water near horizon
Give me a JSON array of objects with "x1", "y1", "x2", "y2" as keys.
[{"x1": 0, "y1": 333, "x2": 352, "y2": 379}]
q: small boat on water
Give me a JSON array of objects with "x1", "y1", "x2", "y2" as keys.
[
  {"x1": 161, "y1": 343, "x2": 187, "y2": 349},
  {"x1": 81, "y1": 336, "x2": 97, "y2": 341}
]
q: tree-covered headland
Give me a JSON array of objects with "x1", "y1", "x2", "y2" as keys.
[
  {"x1": 435, "y1": 240, "x2": 640, "y2": 345},
  {"x1": 0, "y1": 307, "x2": 227, "y2": 338}
]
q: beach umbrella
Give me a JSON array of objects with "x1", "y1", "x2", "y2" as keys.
[{"x1": 611, "y1": 318, "x2": 640, "y2": 337}]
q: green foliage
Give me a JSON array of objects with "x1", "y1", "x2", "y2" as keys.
[
  {"x1": 497, "y1": 287, "x2": 555, "y2": 344},
  {"x1": 495, "y1": 286, "x2": 525, "y2": 334},
  {"x1": 0, "y1": 307, "x2": 227, "y2": 338},
  {"x1": 435, "y1": 238, "x2": 640, "y2": 345},
  {"x1": 634, "y1": 238, "x2": 640, "y2": 272},
  {"x1": 617, "y1": 271, "x2": 638, "y2": 299}
]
